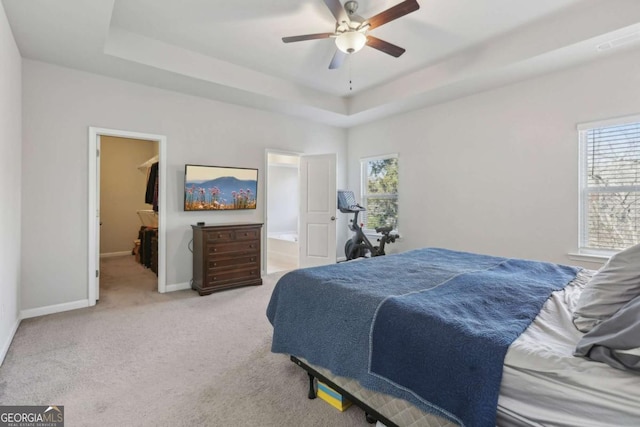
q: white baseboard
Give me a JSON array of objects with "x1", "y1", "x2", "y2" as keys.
[
  {"x1": 100, "y1": 251, "x2": 132, "y2": 258},
  {"x1": 20, "y1": 299, "x2": 90, "y2": 320},
  {"x1": 165, "y1": 282, "x2": 191, "y2": 292},
  {"x1": 0, "y1": 317, "x2": 21, "y2": 367},
  {"x1": 19, "y1": 282, "x2": 189, "y2": 321}
]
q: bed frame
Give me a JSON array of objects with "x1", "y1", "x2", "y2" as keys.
[{"x1": 291, "y1": 355, "x2": 399, "y2": 427}]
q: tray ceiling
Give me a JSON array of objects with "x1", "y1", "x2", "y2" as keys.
[{"x1": 3, "y1": 0, "x2": 640, "y2": 127}]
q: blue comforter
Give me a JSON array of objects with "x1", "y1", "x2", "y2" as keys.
[{"x1": 266, "y1": 248, "x2": 579, "y2": 426}]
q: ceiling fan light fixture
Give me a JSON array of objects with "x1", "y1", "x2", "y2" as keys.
[{"x1": 335, "y1": 31, "x2": 367, "y2": 54}]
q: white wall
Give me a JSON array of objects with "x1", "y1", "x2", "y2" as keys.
[
  {"x1": 348, "y1": 49, "x2": 640, "y2": 267},
  {"x1": 21, "y1": 59, "x2": 347, "y2": 311},
  {"x1": 267, "y1": 164, "x2": 299, "y2": 234},
  {"x1": 0, "y1": 2, "x2": 22, "y2": 364}
]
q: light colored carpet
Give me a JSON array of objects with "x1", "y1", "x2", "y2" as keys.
[{"x1": 0, "y1": 256, "x2": 370, "y2": 426}]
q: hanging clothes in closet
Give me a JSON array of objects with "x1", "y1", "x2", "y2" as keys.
[
  {"x1": 145, "y1": 161, "x2": 159, "y2": 212},
  {"x1": 139, "y1": 160, "x2": 159, "y2": 275}
]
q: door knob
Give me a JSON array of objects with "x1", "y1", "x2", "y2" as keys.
[{"x1": 330, "y1": 216, "x2": 336, "y2": 221}]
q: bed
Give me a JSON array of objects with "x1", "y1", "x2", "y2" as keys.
[{"x1": 266, "y1": 247, "x2": 640, "y2": 427}]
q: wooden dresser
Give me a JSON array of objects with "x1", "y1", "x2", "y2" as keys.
[{"x1": 191, "y1": 223, "x2": 262, "y2": 296}]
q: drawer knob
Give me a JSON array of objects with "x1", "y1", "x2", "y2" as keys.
[
  {"x1": 244, "y1": 232, "x2": 248, "y2": 236},
  {"x1": 217, "y1": 234, "x2": 221, "y2": 238},
  {"x1": 213, "y1": 263, "x2": 217, "y2": 266},
  {"x1": 251, "y1": 257, "x2": 255, "y2": 261},
  {"x1": 213, "y1": 277, "x2": 217, "y2": 280},
  {"x1": 213, "y1": 249, "x2": 217, "y2": 252},
  {"x1": 249, "y1": 245, "x2": 254, "y2": 248}
]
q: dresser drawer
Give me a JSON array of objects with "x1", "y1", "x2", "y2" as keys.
[
  {"x1": 204, "y1": 227, "x2": 260, "y2": 242},
  {"x1": 206, "y1": 268, "x2": 260, "y2": 286},
  {"x1": 205, "y1": 230, "x2": 235, "y2": 242},
  {"x1": 208, "y1": 240, "x2": 259, "y2": 256},
  {"x1": 234, "y1": 228, "x2": 261, "y2": 240},
  {"x1": 208, "y1": 255, "x2": 259, "y2": 271}
]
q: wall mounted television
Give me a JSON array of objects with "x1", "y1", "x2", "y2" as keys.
[{"x1": 184, "y1": 164, "x2": 258, "y2": 211}]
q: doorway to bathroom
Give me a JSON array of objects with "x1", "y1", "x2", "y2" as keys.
[{"x1": 266, "y1": 151, "x2": 300, "y2": 274}]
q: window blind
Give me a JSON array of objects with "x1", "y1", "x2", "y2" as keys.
[
  {"x1": 361, "y1": 155, "x2": 399, "y2": 232},
  {"x1": 583, "y1": 122, "x2": 640, "y2": 250}
]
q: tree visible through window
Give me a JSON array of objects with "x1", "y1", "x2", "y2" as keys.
[
  {"x1": 361, "y1": 155, "x2": 398, "y2": 232},
  {"x1": 580, "y1": 120, "x2": 640, "y2": 251}
]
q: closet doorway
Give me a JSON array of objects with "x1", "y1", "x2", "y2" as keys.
[
  {"x1": 88, "y1": 127, "x2": 167, "y2": 306},
  {"x1": 100, "y1": 136, "x2": 158, "y2": 304},
  {"x1": 265, "y1": 151, "x2": 300, "y2": 274}
]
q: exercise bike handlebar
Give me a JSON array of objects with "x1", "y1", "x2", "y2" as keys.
[
  {"x1": 339, "y1": 204, "x2": 366, "y2": 213},
  {"x1": 374, "y1": 225, "x2": 393, "y2": 234}
]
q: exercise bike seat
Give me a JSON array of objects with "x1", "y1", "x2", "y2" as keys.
[{"x1": 375, "y1": 225, "x2": 393, "y2": 234}]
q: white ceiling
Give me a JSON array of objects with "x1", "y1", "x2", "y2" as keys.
[{"x1": 3, "y1": 0, "x2": 640, "y2": 127}]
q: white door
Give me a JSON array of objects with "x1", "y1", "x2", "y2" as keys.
[
  {"x1": 299, "y1": 154, "x2": 337, "y2": 268},
  {"x1": 95, "y1": 136, "x2": 101, "y2": 301}
]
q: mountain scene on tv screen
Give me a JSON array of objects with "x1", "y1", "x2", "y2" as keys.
[{"x1": 185, "y1": 176, "x2": 257, "y2": 210}]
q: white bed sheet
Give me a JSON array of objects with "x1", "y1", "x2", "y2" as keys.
[{"x1": 498, "y1": 270, "x2": 640, "y2": 426}]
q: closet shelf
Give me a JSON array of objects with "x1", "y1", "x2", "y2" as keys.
[{"x1": 137, "y1": 155, "x2": 159, "y2": 172}]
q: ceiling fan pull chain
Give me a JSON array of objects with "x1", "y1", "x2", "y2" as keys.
[{"x1": 349, "y1": 57, "x2": 353, "y2": 91}]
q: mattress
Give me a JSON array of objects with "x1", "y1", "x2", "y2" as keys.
[
  {"x1": 297, "y1": 269, "x2": 640, "y2": 426},
  {"x1": 298, "y1": 356, "x2": 455, "y2": 427},
  {"x1": 499, "y1": 269, "x2": 640, "y2": 426}
]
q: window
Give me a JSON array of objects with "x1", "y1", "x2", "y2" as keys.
[
  {"x1": 361, "y1": 154, "x2": 398, "y2": 232},
  {"x1": 579, "y1": 117, "x2": 640, "y2": 252}
]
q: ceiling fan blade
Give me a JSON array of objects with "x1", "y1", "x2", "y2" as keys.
[
  {"x1": 282, "y1": 33, "x2": 334, "y2": 43},
  {"x1": 366, "y1": 36, "x2": 406, "y2": 57},
  {"x1": 323, "y1": 0, "x2": 349, "y2": 24},
  {"x1": 366, "y1": 0, "x2": 420, "y2": 30},
  {"x1": 329, "y1": 49, "x2": 347, "y2": 69}
]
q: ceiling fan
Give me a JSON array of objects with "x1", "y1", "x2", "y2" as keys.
[{"x1": 282, "y1": 0, "x2": 420, "y2": 69}]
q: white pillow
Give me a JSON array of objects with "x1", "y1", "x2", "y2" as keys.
[{"x1": 573, "y1": 243, "x2": 640, "y2": 332}]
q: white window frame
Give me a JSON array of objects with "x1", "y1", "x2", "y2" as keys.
[
  {"x1": 578, "y1": 113, "x2": 640, "y2": 255},
  {"x1": 360, "y1": 153, "x2": 399, "y2": 234}
]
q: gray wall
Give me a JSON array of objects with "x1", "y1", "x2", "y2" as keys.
[
  {"x1": 348, "y1": 48, "x2": 640, "y2": 268},
  {"x1": 13, "y1": 19, "x2": 640, "y2": 318},
  {"x1": 21, "y1": 59, "x2": 348, "y2": 311},
  {"x1": 0, "y1": 2, "x2": 21, "y2": 362}
]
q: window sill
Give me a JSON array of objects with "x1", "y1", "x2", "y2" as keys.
[{"x1": 567, "y1": 252, "x2": 611, "y2": 264}]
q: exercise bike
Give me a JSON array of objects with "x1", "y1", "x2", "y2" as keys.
[{"x1": 338, "y1": 190, "x2": 399, "y2": 261}]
